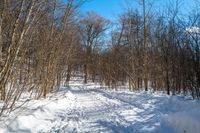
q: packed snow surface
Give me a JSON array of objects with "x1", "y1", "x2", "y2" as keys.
[{"x1": 0, "y1": 78, "x2": 200, "y2": 133}]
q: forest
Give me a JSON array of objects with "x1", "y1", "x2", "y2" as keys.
[{"x1": 0, "y1": 0, "x2": 200, "y2": 118}]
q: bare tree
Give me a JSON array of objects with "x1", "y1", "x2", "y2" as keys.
[{"x1": 79, "y1": 12, "x2": 109, "y2": 83}]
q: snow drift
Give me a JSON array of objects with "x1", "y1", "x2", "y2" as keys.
[{"x1": 0, "y1": 79, "x2": 199, "y2": 133}]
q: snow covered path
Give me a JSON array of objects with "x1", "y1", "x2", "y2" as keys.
[{"x1": 0, "y1": 79, "x2": 200, "y2": 133}]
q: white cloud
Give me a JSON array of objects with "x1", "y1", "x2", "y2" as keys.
[{"x1": 186, "y1": 26, "x2": 200, "y2": 33}]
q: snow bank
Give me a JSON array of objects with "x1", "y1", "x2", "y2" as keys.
[
  {"x1": 157, "y1": 109, "x2": 200, "y2": 133},
  {"x1": 0, "y1": 79, "x2": 200, "y2": 133}
]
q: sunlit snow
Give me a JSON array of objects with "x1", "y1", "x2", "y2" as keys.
[{"x1": 0, "y1": 78, "x2": 200, "y2": 133}]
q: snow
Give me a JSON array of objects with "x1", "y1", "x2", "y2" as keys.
[
  {"x1": 0, "y1": 79, "x2": 200, "y2": 133},
  {"x1": 157, "y1": 109, "x2": 200, "y2": 133}
]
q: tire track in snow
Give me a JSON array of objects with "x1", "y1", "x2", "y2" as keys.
[
  {"x1": 40, "y1": 84, "x2": 158, "y2": 133},
  {"x1": 48, "y1": 85, "x2": 121, "y2": 133}
]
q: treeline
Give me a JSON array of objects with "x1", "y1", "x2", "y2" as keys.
[
  {"x1": 80, "y1": 2, "x2": 200, "y2": 100},
  {"x1": 0, "y1": 0, "x2": 200, "y2": 115},
  {"x1": 0, "y1": 0, "x2": 85, "y2": 115}
]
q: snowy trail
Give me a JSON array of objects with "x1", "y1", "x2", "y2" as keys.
[{"x1": 0, "y1": 79, "x2": 200, "y2": 133}]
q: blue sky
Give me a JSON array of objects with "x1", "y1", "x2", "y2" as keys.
[
  {"x1": 81, "y1": 0, "x2": 197, "y2": 21},
  {"x1": 81, "y1": 0, "x2": 137, "y2": 21}
]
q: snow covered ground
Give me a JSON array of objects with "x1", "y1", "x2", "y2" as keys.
[{"x1": 0, "y1": 78, "x2": 200, "y2": 133}]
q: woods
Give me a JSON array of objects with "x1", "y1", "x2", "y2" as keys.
[
  {"x1": 0, "y1": 0, "x2": 84, "y2": 115},
  {"x1": 95, "y1": 1, "x2": 200, "y2": 99},
  {"x1": 0, "y1": 0, "x2": 200, "y2": 116}
]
